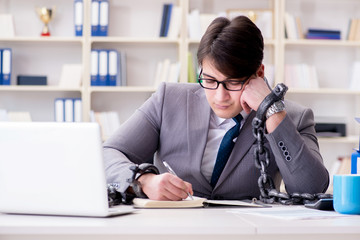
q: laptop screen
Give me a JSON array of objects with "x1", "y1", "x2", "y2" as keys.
[{"x1": 0, "y1": 122, "x2": 111, "y2": 217}]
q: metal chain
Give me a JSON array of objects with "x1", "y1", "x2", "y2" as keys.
[{"x1": 252, "y1": 84, "x2": 332, "y2": 205}]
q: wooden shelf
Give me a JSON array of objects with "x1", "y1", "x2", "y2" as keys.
[
  {"x1": 284, "y1": 39, "x2": 360, "y2": 47},
  {"x1": 318, "y1": 136, "x2": 358, "y2": 144},
  {"x1": 0, "y1": 37, "x2": 83, "y2": 43},
  {"x1": 91, "y1": 37, "x2": 181, "y2": 44},
  {"x1": 287, "y1": 88, "x2": 360, "y2": 95},
  {"x1": 0, "y1": 86, "x2": 82, "y2": 92},
  {"x1": 89, "y1": 86, "x2": 156, "y2": 93}
]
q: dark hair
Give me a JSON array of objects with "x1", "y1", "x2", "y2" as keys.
[{"x1": 197, "y1": 16, "x2": 264, "y2": 78}]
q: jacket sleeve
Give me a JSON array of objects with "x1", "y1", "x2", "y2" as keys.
[
  {"x1": 265, "y1": 104, "x2": 329, "y2": 194},
  {"x1": 102, "y1": 83, "x2": 166, "y2": 192}
]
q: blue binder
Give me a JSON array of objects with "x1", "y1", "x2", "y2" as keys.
[
  {"x1": 90, "y1": 50, "x2": 99, "y2": 86},
  {"x1": 91, "y1": 0, "x2": 100, "y2": 36},
  {"x1": 107, "y1": 49, "x2": 118, "y2": 86},
  {"x1": 0, "y1": 49, "x2": 2, "y2": 85},
  {"x1": 1, "y1": 48, "x2": 12, "y2": 85},
  {"x1": 99, "y1": 0, "x2": 109, "y2": 36},
  {"x1": 54, "y1": 98, "x2": 65, "y2": 122},
  {"x1": 74, "y1": 0, "x2": 83, "y2": 36},
  {"x1": 98, "y1": 49, "x2": 108, "y2": 86}
]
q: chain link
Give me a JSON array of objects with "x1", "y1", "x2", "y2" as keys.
[{"x1": 252, "y1": 84, "x2": 332, "y2": 205}]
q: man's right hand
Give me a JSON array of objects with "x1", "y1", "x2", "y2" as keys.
[{"x1": 137, "y1": 173, "x2": 193, "y2": 201}]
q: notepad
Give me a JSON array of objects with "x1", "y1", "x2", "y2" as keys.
[{"x1": 132, "y1": 196, "x2": 267, "y2": 209}]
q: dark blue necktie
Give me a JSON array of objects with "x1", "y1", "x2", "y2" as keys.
[{"x1": 210, "y1": 114, "x2": 242, "y2": 188}]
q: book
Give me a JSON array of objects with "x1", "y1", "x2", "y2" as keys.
[
  {"x1": 17, "y1": 75, "x2": 47, "y2": 85},
  {"x1": 73, "y1": 98, "x2": 82, "y2": 122},
  {"x1": 284, "y1": 12, "x2": 298, "y2": 39},
  {"x1": 99, "y1": 0, "x2": 109, "y2": 36},
  {"x1": 187, "y1": 52, "x2": 197, "y2": 83},
  {"x1": 132, "y1": 196, "x2": 267, "y2": 209},
  {"x1": 348, "y1": 18, "x2": 359, "y2": 41},
  {"x1": 91, "y1": 50, "x2": 99, "y2": 86},
  {"x1": 295, "y1": 16, "x2": 304, "y2": 39},
  {"x1": 74, "y1": 0, "x2": 83, "y2": 36},
  {"x1": 159, "y1": 4, "x2": 172, "y2": 37},
  {"x1": 54, "y1": 98, "x2": 65, "y2": 122},
  {"x1": 64, "y1": 98, "x2": 74, "y2": 122},
  {"x1": 108, "y1": 50, "x2": 118, "y2": 86},
  {"x1": 119, "y1": 51, "x2": 127, "y2": 86},
  {"x1": 167, "y1": 5, "x2": 182, "y2": 39},
  {"x1": 0, "y1": 14, "x2": 15, "y2": 37},
  {"x1": 188, "y1": 9, "x2": 201, "y2": 39},
  {"x1": 91, "y1": 0, "x2": 100, "y2": 36},
  {"x1": 306, "y1": 28, "x2": 341, "y2": 40},
  {"x1": 0, "y1": 49, "x2": 2, "y2": 85},
  {"x1": 98, "y1": 50, "x2": 108, "y2": 86},
  {"x1": 7, "y1": 111, "x2": 32, "y2": 122},
  {"x1": 1, "y1": 48, "x2": 12, "y2": 85},
  {"x1": 59, "y1": 64, "x2": 82, "y2": 88}
]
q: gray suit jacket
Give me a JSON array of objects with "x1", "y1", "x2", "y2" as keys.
[{"x1": 103, "y1": 82, "x2": 329, "y2": 200}]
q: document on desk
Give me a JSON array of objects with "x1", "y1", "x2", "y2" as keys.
[
  {"x1": 132, "y1": 196, "x2": 267, "y2": 209},
  {"x1": 228, "y1": 206, "x2": 352, "y2": 220}
]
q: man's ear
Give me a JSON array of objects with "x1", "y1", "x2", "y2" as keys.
[{"x1": 256, "y1": 64, "x2": 265, "y2": 78}]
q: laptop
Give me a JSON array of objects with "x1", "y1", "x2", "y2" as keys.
[{"x1": 0, "y1": 122, "x2": 134, "y2": 217}]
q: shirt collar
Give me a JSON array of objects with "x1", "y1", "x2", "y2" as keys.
[{"x1": 211, "y1": 110, "x2": 250, "y2": 127}]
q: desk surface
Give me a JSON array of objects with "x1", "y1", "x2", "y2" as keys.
[{"x1": 0, "y1": 205, "x2": 360, "y2": 240}]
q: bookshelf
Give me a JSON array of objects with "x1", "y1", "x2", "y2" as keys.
[{"x1": 0, "y1": 0, "x2": 360, "y2": 169}]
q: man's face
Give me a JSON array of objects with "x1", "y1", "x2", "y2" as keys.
[{"x1": 201, "y1": 59, "x2": 249, "y2": 119}]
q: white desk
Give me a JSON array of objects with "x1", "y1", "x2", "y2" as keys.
[{"x1": 0, "y1": 205, "x2": 359, "y2": 240}]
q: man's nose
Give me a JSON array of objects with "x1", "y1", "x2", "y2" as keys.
[{"x1": 215, "y1": 82, "x2": 229, "y2": 100}]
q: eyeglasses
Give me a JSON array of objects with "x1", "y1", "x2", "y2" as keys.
[{"x1": 198, "y1": 69, "x2": 252, "y2": 91}]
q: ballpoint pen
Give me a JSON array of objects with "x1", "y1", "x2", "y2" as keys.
[{"x1": 163, "y1": 161, "x2": 194, "y2": 200}]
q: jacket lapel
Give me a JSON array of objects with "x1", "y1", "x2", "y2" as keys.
[
  {"x1": 187, "y1": 87, "x2": 213, "y2": 191},
  {"x1": 214, "y1": 111, "x2": 257, "y2": 190}
]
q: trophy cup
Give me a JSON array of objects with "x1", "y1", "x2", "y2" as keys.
[{"x1": 36, "y1": 7, "x2": 55, "y2": 36}]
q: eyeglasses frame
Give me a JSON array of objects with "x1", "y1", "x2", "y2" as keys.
[{"x1": 197, "y1": 69, "x2": 253, "y2": 91}]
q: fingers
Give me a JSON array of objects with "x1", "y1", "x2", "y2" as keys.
[
  {"x1": 163, "y1": 173, "x2": 192, "y2": 200},
  {"x1": 140, "y1": 173, "x2": 193, "y2": 201},
  {"x1": 241, "y1": 77, "x2": 271, "y2": 112}
]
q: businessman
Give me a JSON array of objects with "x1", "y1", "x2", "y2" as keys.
[{"x1": 103, "y1": 16, "x2": 329, "y2": 201}]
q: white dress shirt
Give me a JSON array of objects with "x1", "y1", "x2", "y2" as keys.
[{"x1": 201, "y1": 111, "x2": 247, "y2": 183}]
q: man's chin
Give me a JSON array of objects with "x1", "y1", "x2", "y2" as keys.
[{"x1": 213, "y1": 110, "x2": 237, "y2": 119}]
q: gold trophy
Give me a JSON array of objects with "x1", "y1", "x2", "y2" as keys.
[{"x1": 36, "y1": 7, "x2": 55, "y2": 36}]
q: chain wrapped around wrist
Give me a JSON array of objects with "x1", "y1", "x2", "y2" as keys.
[
  {"x1": 127, "y1": 163, "x2": 159, "y2": 199},
  {"x1": 252, "y1": 83, "x2": 332, "y2": 204}
]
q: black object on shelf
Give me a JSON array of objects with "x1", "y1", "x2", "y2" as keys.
[{"x1": 17, "y1": 75, "x2": 47, "y2": 86}]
